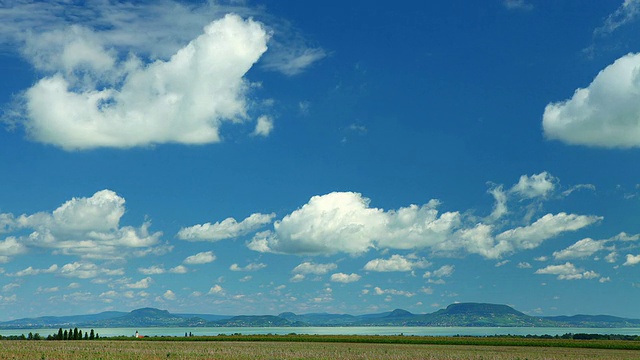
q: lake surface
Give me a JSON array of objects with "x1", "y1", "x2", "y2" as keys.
[{"x1": 4, "y1": 326, "x2": 640, "y2": 338}]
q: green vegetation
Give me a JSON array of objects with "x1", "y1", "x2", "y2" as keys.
[{"x1": 0, "y1": 338, "x2": 639, "y2": 360}]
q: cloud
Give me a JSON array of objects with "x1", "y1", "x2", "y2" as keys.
[
  {"x1": 248, "y1": 187, "x2": 600, "y2": 258},
  {"x1": 624, "y1": 254, "x2": 640, "y2": 266},
  {"x1": 423, "y1": 265, "x2": 455, "y2": 280},
  {"x1": 138, "y1": 265, "x2": 166, "y2": 275},
  {"x1": 208, "y1": 284, "x2": 225, "y2": 295},
  {"x1": 289, "y1": 274, "x2": 305, "y2": 282},
  {"x1": 363, "y1": 254, "x2": 430, "y2": 272},
  {"x1": 488, "y1": 185, "x2": 508, "y2": 220},
  {"x1": 292, "y1": 262, "x2": 337, "y2": 275},
  {"x1": 229, "y1": 262, "x2": 267, "y2": 272},
  {"x1": 372, "y1": 287, "x2": 415, "y2": 297},
  {"x1": 535, "y1": 262, "x2": 600, "y2": 280},
  {"x1": 163, "y1": 290, "x2": 176, "y2": 301},
  {"x1": 13, "y1": 264, "x2": 58, "y2": 277},
  {"x1": 542, "y1": 53, "x2": 640, "y2": 148},
  {"x1": 330, "y1": 273, "x2": 361, "y2": 283},
  {"x1": 60, "y1": 261, "x2": 123, "y2": 279},
  {"x1": 553, "y1": 238, "x2": 606, "y2": 260},
  {"x1": 510, "y1": 172, "x2": 556, "y2": 199},
  {"x1": 261, "y1": 43, "x2": 326, "y2": 76},
  {"x1": 594, "y1": 0, "x2": 640, "y2": 36},
  {"x1": 517, "y1": 262, "x2": 532, "y2": 269},
  {"x1": 178, "y1": 212, "x2": 275, "y2": 242},
  {"x1": 5, "y1": 190, "x2": 163, "y2": 260},
  {"x1": 125, "y1": 277, "x2": 154, "y2": 289},
  {"x1": 503, "y1": 0, "x2": 533, "y2": 11},
  {"x1": 183, "y1": 251, "x2": 216, "y2": 265},
  {"x1": 16, "y1": 14, "x2": 268, "y2": 150},
  {"x1": 169, "y1": 265, "x2": 188, "y2": 274},
  {"x1": 252, "y1": 115, "x2": 274, "y2": 137}
]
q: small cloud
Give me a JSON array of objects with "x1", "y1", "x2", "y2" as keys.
[
  {"x1": 252, "y1": 115, "x2": 274, "y2": 137},
  {"x1": 330, "y1": 273, "x2": 361, "y2": 283},
  {"x1": 230, "y1": 262, "x2": 267, "y2": 272},
  {"x1": 624, "y1": 254, "x2": 640, "y2": 266},
  {"x1": 517, "y1": 262, "x2": 532, "y2": 269},
  {"x1": 183, "y1": 251, "x2": 216, "y2": 265},
  {"x1": 125, "y1": 277, "x2": 153, "y2": 289},
  {"x1": 163, "y1": 290, "x2": 176, "y2": 300},
  {"x1": 292, "y1": 262, "x2": 337, "y2": 275},
  {"x1": 495, "y1": 260, "x2": 510, "y2": 267},
  {"x1": 208, "y1": 284, "x2": 225, "y2": 295},
  {"x1": 503, "y1": 0, "x2": 533, "y2": 11},
  {"x1": 289, "y1": 274, "x2": 305, "y2": 282}
]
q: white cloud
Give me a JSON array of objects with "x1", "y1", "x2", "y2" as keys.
[
  {"x1": 289, "y1": 274, "x2": 305, "y2": 282},
  {"x1": 252, "y1": 115, "x2": 274, "y2": 137},
  {"x1": 248, "y1": 189, "x2": 600, "y2": 259},
  {"x1": 424, "y1": 265, "x2": 455, "y2": 279},
  {"x1": 183, "y1": 251, "x2": 216, "y2": 265},
  {"x1": 624, "y1": 254, "x2": 640, "y2": 266},
  {"x1": 208, "y1": 284, "x2": 225, "y2": 295},
  {"x1": 179, "y1": 212, "x2": 275, "y2": 242},
  {"x1": 372, "y1": 287, "x2": 415, "y2": 297},
  {"x1": 553, "y1": 238, "x2": 606, "y2": 260},
  {"x1": 510, "y1": 172, "x2": 556, "y2": 199},
  {"x1": 138, "y1": 265, "x2": 166, "y2": 275},
  {"x1": 330, "y1": 273, "x2": 361, "y2": 283},
  {"x1": 594, "y1": 0, "x2": 640, "y2": 36},
  {"x1": 169, "y1": 265, "x2": 188, "y2": 274},
  {"x1": 125, "y1": 277, "x2": 154, "y2": 289},
  {"x1": 8, "y1": 190, "x2": 162, "y2": 260},
  {"x1": 15, "y1": 14, "x2": 269, "y2": 150},
  {"x1": 543, "y1": 53, "x2": 640, "y2": 148},
  {"x1": 364, "y1": 254, "x2": 430, "y2": 272},
  {"x1": 517, "y1": 262, "x2": 532, "y2": 269},
  {"x1": 535, "y1": 262, "x2": 600, "y2": 280},
  {"x1": 261, "y1": 44, "x2": 326, "y2": 76},
  {"x1": 291, "y1": 262, "x2": 337, "y2": 275},
  {"x1": 229, "y1": 262, "x2": 267, "y2": 271},
  {"x1": 163, "y1": 290, "x2": 176, "y2": 301},
  {"x1": 13, "y1": 264, "x2": 58, "y2": 277},
  {"x1": 495, "y1": 260, "x2": 510, "y2": 267},
  {"x1": 0, "y1": 237, "x2": 28, "y2": 261},
  {"x1": 60, "y1": 262, "x2": 122, "y2": 279},
  {"x1": 488, "y1": 185, "x2": 508, "y2": 220}
]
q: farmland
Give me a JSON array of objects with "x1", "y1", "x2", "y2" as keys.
[{"x1": 1, "y1": 336, "x2": 640, "y2": 359}]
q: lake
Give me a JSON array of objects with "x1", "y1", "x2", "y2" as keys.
[{"x1": 4, "y1": 326, "x2": 640, "y2": 338}]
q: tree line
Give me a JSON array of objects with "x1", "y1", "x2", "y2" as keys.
[{"x1": 0, "y1": 328, "x2": 100, "y2": 341}]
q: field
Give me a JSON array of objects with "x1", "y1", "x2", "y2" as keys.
[{"x1": 1, "y1": 337, "x2": 640, "y2": 360}]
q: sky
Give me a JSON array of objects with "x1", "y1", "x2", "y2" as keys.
[{"x1": 1, "y1": 0, "x2": 640, "y2": 321}]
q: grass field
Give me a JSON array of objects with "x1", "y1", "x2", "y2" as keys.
[{"x1": 1, "y1": 339, "x2": 640, "y2": 360}]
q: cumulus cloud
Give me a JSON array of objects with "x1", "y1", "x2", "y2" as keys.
[
  {"x1": 624, "y1": 254, "x2": 640, "y2": 266},
  {"x1": 553, "y1": 238, "x2": 606, "y2": 260},
  {"x1": 125, "y1": 277, "x2": 154, "y2": 289},
  {"x1": 13, "y1": 264, "x2": 58, "y2": 277},
  {"x1": 19, "y1": 15, "x2": 269, "y2": 150},
  {"x1": 248, "y1": 188, "x2": 600, "y2": 259},
  {"x1": 292, "y1": 262, "x2": 337, "y2": 275},
  {"x1": 60, "y1": 262, "x2": 123, "y2": 279},
  {"x1": 230, "y1": 262, "x2": 267, "y2": 271},
  {"x1": 363, "y1": 254, "x2": 430, "y2": 272},
  {"x1": 183, "y1": 251, "x2": 216, "y2": 265},
  {"x1": 542, "y1": 53, "x2": 640, "y2": 148},
  {"x1": 330, "y1": 273, "x2": 361, "y2": 283},
  {"x1": 373, "y1": 287, "x2": 415, "y2": 297},
  {"x1": 138, "y1": 265, "x2": 166, "y2": 275},
  {"x1": 535, "y1": 262, "x2": 600, "y2": 280},
  {"x1": 169, "y1": 265, "x2": 188, "y2": 274},
  {"x1": 208, "y1": 284, "x2": 225, "y2": 295},
  {"x1": 252, "y1": 115, "x2": 274, "y2": 137},
  {"x1": 163, "y1": 290, "x2": 176, "y2": 301},
  {"x1": 510, "y1": 172, "x2": 557, "y2": 199},
  {"x1": 178, "y1": 212, "x2": 275, "y2": 242},
  {"x1": 3, "y1": 190, "x2": 163, "y2": 260},
  {"x1": 289, "y1": 274, "x2": 305, "y2": 282}
]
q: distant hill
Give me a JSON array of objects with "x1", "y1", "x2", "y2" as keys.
[{"x1": 2, "y1": 303, "x2": 640, "y2": 329}]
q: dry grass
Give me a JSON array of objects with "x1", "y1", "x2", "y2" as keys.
[{"x1": 1, "y1": 340, "x2": 640, "y2": 360}]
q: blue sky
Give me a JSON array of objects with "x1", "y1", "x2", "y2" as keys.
[{"x1": 1, "y1": 0, "x2": 640, "y2": 321}]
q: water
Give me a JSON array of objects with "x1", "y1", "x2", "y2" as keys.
[{"x1": 4, "y1": 326, "x2": 640, "y2": 338}]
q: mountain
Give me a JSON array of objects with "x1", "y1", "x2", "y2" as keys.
[{"x1": 1, "y1": 303, "x2": 640, "y2": 329}]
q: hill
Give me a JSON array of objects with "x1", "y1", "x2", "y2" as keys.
[{"x1": 1, "y1": 303, "x2": 640, "y2": 329}]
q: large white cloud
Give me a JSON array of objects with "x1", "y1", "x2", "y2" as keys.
[
  {"x1": 553, "y1": 238, "x2": 606, "y2": 260},
  {"x1": 248, "y1": 191, "x2": 600, "y2": 259},
  {"x1": 543, "y1": 53, "x2": 640, "y2": 148},
  {"x1": 4, "y1": 190, "x2": 163, "y2": 260},
  {"x1": 23, "y1": 14, "x2": 269, "y2": 150},
  {"x1": 510, "y1": 172, "x2": 557, "y2": 199}
]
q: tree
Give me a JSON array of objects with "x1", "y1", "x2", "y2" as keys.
[
  {"x1": 84, "y1": 333, "x2": 88, "y2": 340},
  {"x1": 63, "y1": 330, "x2": 68, "y2": 340},
  {"x1": 73, "y1": 328, "x2": 78, "y2": 340},
  {"x1": 57, "y1": 328, "x2": 63, "y2": 340},
  {"x1": 89, "y1": 329, "x2": 95, "y2": 340},
  {"x1": 78, "y1": 330, "x2": 83, "y2": 340},
  {"x1": 28, "y1": 332, "x2": 33, "y2": 340}
]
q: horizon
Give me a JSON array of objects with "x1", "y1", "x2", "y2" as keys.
[{"x1": 2, "y1": 1, "x2": 640, "y2": 322}]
